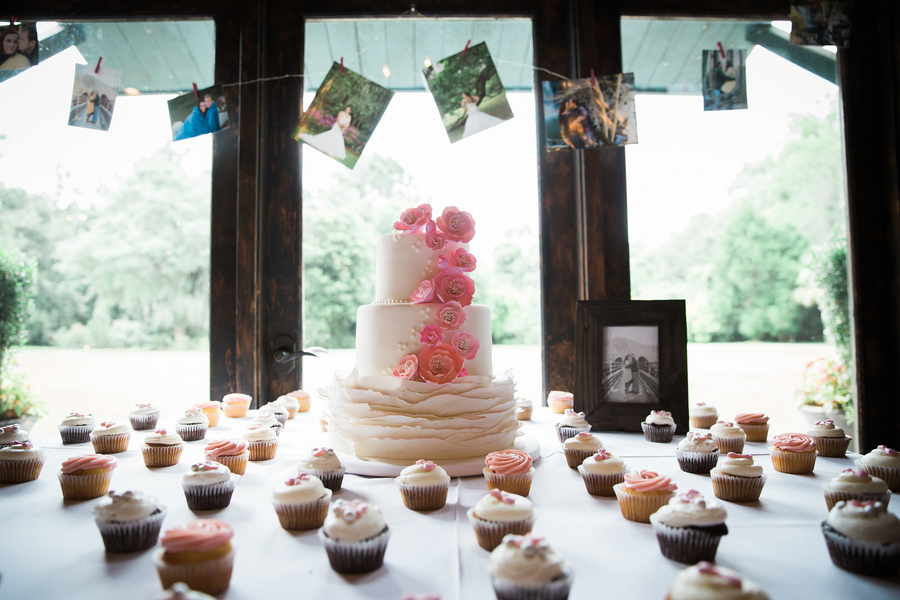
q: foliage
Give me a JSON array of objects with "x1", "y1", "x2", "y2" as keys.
[
  {"x1": 814, "y1": 234, "x2": 852, "y2": 367},
  {"x1": 794, "y1": 357, "x2": 852, "y2": 423},
  {"x1": 0, "y1": 248, "x2": 35, "y2": 366},
  {"x1": 480, "y1": 240, "x2": 541, "y2": 345},
  {"x1": 0, "y1": 352, "x2": 44, "y2": 420}
]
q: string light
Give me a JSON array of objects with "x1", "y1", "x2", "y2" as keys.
[
  {"x1": 423, "y1": 57, "x2": 432, "y2": 68},
  {"x1": 382, "y1": 65, "x2": 391, "y2": 77}
]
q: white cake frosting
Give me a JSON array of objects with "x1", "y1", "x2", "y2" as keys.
[{"x1": 374, "y1": 231, "x2": 467, "y2": 303}]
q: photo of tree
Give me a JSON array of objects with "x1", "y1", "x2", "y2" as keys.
[
  {"x1": 423, "y1": 42, "x2": 514, "y2": 144},
  {"x1": 294, "y1": 62, "x2": 394, "y2": 169},
  {"x1": 702, "y1": 49, "x2": 748, "y2": 112},
  {"x1": 542, "y1": 74, "x2": 637, "y2": 151}
]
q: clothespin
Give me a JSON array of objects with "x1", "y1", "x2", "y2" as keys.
[
  {"x1": 590, "y1": 68, "x2": 596, "y2": 88},
  {"x1": 716, "y1": 42, "x2": 725, "y2": 59},
  {"x1": 340, "y1": 57, "x2": 344, "y2": 74},
  {"x1": 813, "y1": 0, "x2": 820, "y2": 9},
  {"x1": 95, "y1": 57, "x2": 103, "y2": 74},
  {"x1": 462, "y1": 40, "x2": 471, "y2": 55},
  {"x1": 193, "y1": 83, "x2": 199, "y2": 100},
  {"x1": 9, "y1": 16, "x2": 14, "y2": 26}
]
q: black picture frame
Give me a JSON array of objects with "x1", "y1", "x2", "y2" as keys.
[{"x1": 574, "y1": 300, "x2": 688, "y2": 433}]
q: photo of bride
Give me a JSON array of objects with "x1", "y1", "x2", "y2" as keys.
[{"x1": 423, "y1": 42, "x2": 514, "y2": 144}]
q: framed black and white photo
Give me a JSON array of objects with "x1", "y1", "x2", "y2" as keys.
[{"x1": 574, "y1": 300, "x2": 688, "y2": 433}]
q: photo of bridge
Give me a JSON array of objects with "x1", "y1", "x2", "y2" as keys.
[{"x1": 601, "y1": 325, "x2": 660, "y2": 403}]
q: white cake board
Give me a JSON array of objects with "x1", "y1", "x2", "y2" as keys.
[{"x1": 339, "y1": 435, "x2": 541, "y2": 478}]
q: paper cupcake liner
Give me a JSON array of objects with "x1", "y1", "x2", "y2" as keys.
[
  {"x1": 709, "y1": 470, "x2": 766, "y2": 502},
  {"x1": 91, "y1": 433, "x2": 131, "y2": 454},
  {"x1": 855, "y1": 461, "x2": 900, "y2": 493},
  {"x1": 141, "y1": 444, "x2": 184, "y2": 468},
  {"x1": 483, "y1": 468, "x2": 534, "y2": 497},
  {"x1": 297, "y1": 398, "x2": 311, "y2": 413},
  {"x1": 564, "y1": 449, "x2": 597, "y2": 469},
  {"x1": 301, "y1": 466, "x2": 345, "y2": 492},
  {"x1": 823, "y1": 487, "x2": 891, "y2": 511},
  {"x1": 270, "y1": 413, "x2": 288, "y2": 427},
  {"x1": 176, "y1": 423, "x2": 208, "y2": 442},
  {"x1": 822, "y1": 523, "x2": 900, "y2": 578},
  {"x1": 207, "y1": 451, "x2": 249, "y2": 476},
  {"x1": 283, "y1": 405, "x2": 299, "y2": 419},
  {"x1": 59, "y1": 424, "x2": 93, "y2": 444},
  {"x1": 58, "y1": 470, "x2": 114, "y2": 500},
  {"x1": 517, "y1": 407, "x2": 533, "y2": 421},
  {"x1": 613, "y1": 484, "x2": 675, "y2": 523},
  {"x1": 182, "y1": 477, "x2": 237, "y2": 511},
  {"x1": 641, "y1": 423, "x2": 676, "y2": 443},
  {"x1": 319, "y1": 526, "x2": 390, "y2": 574},
  {"x1": 128, "y1": 414, "x2": 160, "y2": 431},
  {"x1": 814, "y1": 436, "x2": 851, "y2": 458},
  {"x1": 154, "y1": 547, "x2": 234, "y2": 595},
  {"x1": 95, "y1": 507, "x2": 167, "y2": 553},
  {"x1": 0, "y1": 456, "x2": 45, "y2": 483},
  {"x1": 467, "y1": 508, "x2": 536, "y2": 551},
  {"x1": 201, "y1": 408, "x2": 221, "y2": 428},
  {"x1": 770, "y1": 447, "x2": 817, "y2": 474},
  {"x1": 247, "y1": 439, "x2": 278, "y2": 461},
  {"x1": 651, "y1": 520, "x2": 725, "y2": 564},
  {"x1": 272, "y1": 492, "x2": 331, "y2": 530},
  {"x1": 556, "y1": 424, "x2": 591, "y2": 443},
  {"x1": 491, "y1": 568, "x2": 574, "y2": 600},
  {"x1": 737, "y1": 422, "x2": 769, "y2": 442},
  {"x1": 674, "y1": 449, "x2": 719, "y2": 474},
  {"x1": 577, "y1": 467, "x2": 625, "y2": 497},
  {"x1": 396, "y1": 480, "x2": 449, "y2": 511},
  {"x1": 712, "y1": 435, "x2": 745, "y2": 454},
  {"x1": 689, "y1": 415, "x2": 718, "y2": 429},
  {"x1": 222, "y1": 404, "x2": 249, "y2": 418}
]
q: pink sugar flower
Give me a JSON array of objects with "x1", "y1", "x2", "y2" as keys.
[
  {"x1": 393, "y1": 354, "x2": 419, "y2": 380},
  {"x1": 448, "y1": 247, "x2": 477, "y2": 271},
  {"x1": 436, "y1": 206, "x2": 476, "y2": 243},
  {"x1": 395, "y1": 203, "x2": 433, "y2": 233},
  {"x1": 424, "y1": 220, "x2": 449, "y2": 251},
  {"x1": 411, "y1": 279, "x2": 436, "y2": 304},
  {"x1": 434, "y1": 268, "x2": 475, "y2": 306},
  {"x1": 417, "y1": 344, "x2": 465, "y2": 384},
  {"x1": 451, "y1": 330, "x2": 480, "y2": 360},
  {"x1": 420, "y1": 325, "x2": 445, "y2": 346},
  {"x1": 434, "y1": 301, "x2": 466, "y2": 330}
]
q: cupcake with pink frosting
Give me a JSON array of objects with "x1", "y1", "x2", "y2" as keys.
[
  {"x1": 221, "y1": 393, "x2": 252, "y2": 418},
  {"x1": 613, "y1": 469, "x2": 678, "y2": 523},
  {"x1": 642, "y1": 410, "x2": 677, "y2": 443},
  {"x1": 154, "y1": 519, "x2": 234, "y2": 595},
  {"x1": 769, "y1": 432, "x2": 817, "y2": 474},
  {"x1": 272, "y1": 473, "x2": 332, "y2": 530},
  {"x1": 710, "y1": 453, "x2": 767, "y2": 503},
  {"x1": 650, "y1": 489, "x2": 728, "y2": 564},
  {"x1": 141, "y1": 428, "x2": 185, "y2": 468},
  {"x1": 192, "y1": 402, "x2": 222, "y2": 427},
  {"x1": 467, "y1": 489, "x2": 536, "y2": 551},
  {"x1": 58, "y1": 453, "x2": 118, "y2": 500},
  {"x1": 204, "y1": 438, "x2": 250, "y2": 475},
  {"x1": 807, "y1": 419, "x2": 851, "y2": 457},
  {"x1": 396, "y1": 459, "x2": 451, "y2": 511},
  {"x1": 856, "y1": 445, "x2": 900, "y2": 492},
  {"x1": 823, "y1": 468, "x2": 891, "y2": 511},
  {"x1": 484, "y1": 449, "x2": 535, "y2": 496},
  {"x1": 563, "y1": 432, "x2": 603, "y2": 468},
  {"x1": 547, "y1": 390, "x2": 573, "y2": 414},
  {"x1": 578, "y1": 449, "x2": 627, "y2": 496},
  {"x1": 734, "y1": 413, "x2": 770, "y2": 442}
]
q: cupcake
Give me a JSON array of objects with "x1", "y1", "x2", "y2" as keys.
[
  {"x1": 555, "y1": 409, "x2": 591, "y2": 443},
  {"x1": 93, "y1": 490, "x2": 167, "y2": 553},
  {"x1": 769, "y1": 432, "x2": 817, "y2": 474},
  {"x1": 298, "y1": 447, "x2": 345, "y2": 492},
  {"x1": 318, "y1": 499, "x2": 390, "y2": 574},
  {"x1": 856, "y1": 445, "x2": 900, "y2": 492},
  {"x1": 243, "y1": 424, "x2": 278, "y2": 461},
  {"x1": 258, "y1": 401, "x2": 289, "y2": 427},
  {"x1": 396, "y1": 459, "x2": 451, "y2": 511},
  {"x1": 547, "y1": 390, "x2": 573, "y2": 414},
  {"x1": 467, "y1": 489, "x2": 536, "y2": 551},
  {"x1": 563, "y1": 432, "x2": 603, "y2": 468},
  {"x1": 222, "y1": 393, "x2": 252, "y2": 418},
  {"x1": 515, "y1": 397, "x2": 533, "y2": 421},
  {"x1": 286, "y1": 389, "x2": 312, "y2": 413},
  {"x1": 649, "y1": 489, "x2": 728, "y2": 563},
  {"x1": 58, "y1": 454, "x2": 118, "y2": 500},
  {"x1": 689, "y1": 402, "x2": 718, "y2": 429},
  {"x1": 484, "y1": 449, "x2": 535, "y2": 496},
  {"x1": 141, "y1": 428, "x2": 185, "y2": 468},
  {"x1": 272, "y1": 473, "x2": 332, "y2": 530},
  {"x1": 823, "y1": 468, "x2": 891, "y2": 510},
  {"x1": 709, "y1": 420, "x2": 746, "y2": 454},
  {"x1": 0, "y1": 440, "x2": 45, "y2": 483},
  {"x1": 710, "y1": 452, "x2": 766, "y2": 502},
  {"x1": 734, "y1": 413, "x2": 770, "y2": 442},
  {"x1": 822, "y1": 500, "x2": 900, "y2": 577},
  {"x1": 204, "y1": 439, "x2": 250, "y2": 475},
  {"x1": 666, "y1": 562, "x2": 770, "y2": 600},
  {"x1": 90, "y1": 421, "x2": 132, "y2": 454},
  {"x1": 181, "y1": 461, "x2": 237, "y2": 511},
  {"x1": 192, "y1": 402, "x2": 222, "y2": 428},
  {"x1": 249, "y1": 412, "x2": 284, "y2": 437},
  {"x1": 489, "y1": 534, "x2": 573, "y2": 600},
  {"x1": 674, "y1": 432, "x2": 719, "y2": 474},
  {"x1": 807, "y1": 419, "x2": 851, "y2": 457},
  {"x1": 176, "y1": 409, "x2": 210, "y2": 442},
  {"x1": 58, "y1": 412, "x2": 95, "y2": 444},
  {"x1": 154, "y1": 519, "x2": 234, "y2": 595},
  {"x1": 154, "y1": 582, "x2": 217, "y2": 600},
  {"x1": 641, "y1": 410, "x2": 677, "y2": 443},
  {"x1": 0, "y1": 423, "x2": 29, "y2": 448},
  {"x1": 577, "y1": 449, "x2": 627, "y2": 496},
  {"x1": 128, "y1": 403, "x2": 161, "y2": 430},
  {"x1": 613, "y1": 470, "x2": 678, "y2": 523},
  {"x1": 274, "y1": 394, "x2": 300, "y2": 419}
]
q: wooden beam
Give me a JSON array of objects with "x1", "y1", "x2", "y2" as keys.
[{"x1": 616, "y1": 0, "x2": 790, "y2": 20}]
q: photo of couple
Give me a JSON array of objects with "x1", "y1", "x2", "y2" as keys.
[
  {"x1": 1, "y1": 22, "x2": 40, "y2": 83},
  {"x1": 601, "y1": 326, "x2": 660, "y2": 404},
  {"x1": 701, "y1": 49, "x2": 748, "y2": 112},
  {"x1": 168, "y1": 84, "x2": 229, "y2": 142},
  {"x1": 67, "y1": 63, "x2": 121, "y2": 132},
  {"x1": 790, "y1": 0, "x2": 852, "y2": 48},
  {"x1": 543, "y1": 73, "x2": 637, "y2": 151}
]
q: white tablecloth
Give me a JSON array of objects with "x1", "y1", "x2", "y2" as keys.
[{"x1": 2, "y1": 408, "x2": 899, "y2": 599}]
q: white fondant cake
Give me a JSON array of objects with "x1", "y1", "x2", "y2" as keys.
[{"x1": 319, "y1": 205, "x2": 519, "y2": 461}]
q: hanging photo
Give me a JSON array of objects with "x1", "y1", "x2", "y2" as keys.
[
  {"x1": 67, "y1": 63, "x2": 121, "y2": 131},
  {"x1": 701, "y1": 49, "x2": 749, "y2": 112},
  {"x1": 0, "y1": 21, "x2": 40, "y2": 83},
  {"x1": 168, "y1": 84, "x2": 229, "y2": 142},
  {"x1": 294, "y1": 61, "x2": 394, "y2": 169},
  {"x1": 542, "y1": 74, "x2": 637, "y2": 151},
  {"x1": 790, "y1": 1, "x2": 852, "y2": 48},
  {"x1": 423, "y1": 41, "x2": 514, "y2": 144}
]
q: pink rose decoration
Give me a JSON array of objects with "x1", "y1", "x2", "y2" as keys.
[
  {"x1": 424, "y1": 220, "x2": 449, "y2": 251},
  {"x1": 394, "y1": 203, "x2": 432, "y2": 233},
  {"x1": 411, "y1": 279, "x2": 435, "y2": 304},
  {"x1": 420, "y1": 325, "x2": 445, "y2": 346},
  {"x1": 448, "y1": 247, "x2": 477, "y2": 271},
  {"x1": 393, "y1": 354, "x2": 419, "y2": 380},
  {"x1": 436, "y1": 206, "x2": 476, "y2": 243},
  {"x1": 434, "y1": 268, "x2": 475, "y2": 306},
  {"x1": 459, "y1": 367, "x2": 468, "y2": 377},
  {"x1": 451, "y1": 330, "x2": 479, "y2": 360},
  {"x1": 434, "y1": 301, "x2": 466, "y2": 330},
  {"x1": 417, "y1": 344, "x2": 464, "y2": 384}
]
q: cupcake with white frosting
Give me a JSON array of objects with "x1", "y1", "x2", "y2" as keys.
[
  {"x1": 823, "y1": 468, "x2": 891, "y2": 510},
  {"x1": 318, "y1": 499, "x2": 390, "y2": 573},
  {"x1": 807, "y1": 419, "x2": 851, "y2": 457},
  {"x1": 141, "y1": 428, "x2": 184, "y2": 468},
  {"x1": 249, "y1": 412, "x2": 284, "y2": 437},
  {"x1": 674, "y1": 432, "x2": 719, "y2": 474},
  {"x1": 710, "y1": 420, "x2": 747, "y2": 454},
  {"x1": 127, "y1": 403, "x2": 160, "y2": 430},
  {"x1": 175, "y1": 408, "x2": 209, "y2": 442},
  {"x1": 563, "y1": 432, "x2": 603, "y2": 468},
  {"x1": 515, "y1": 397, "x2": 533, "y2": 421},
  {"x1": 221, "y1": 392, "x2": 252, "y2": 418},
  {"x1": 650, "y1": 489, "x2": 728, "y2": 563},
  {"x1": 258, "y1": 401, "x2": 289, "y2": 427},
  {"x1": 298, "y1": 447, "x2": 345, "y2": 492},
  {"x1": 577, "y1": 449, "x2": 627, "y2": 496},
  {"x1": 58, "y1": 412, "x2": 95, "y2": 444},
  {"x1": 710, "y1": 452, "x2": 766, "y2": 502},
  {"x1": 396, "y1": 459, "x2": 451, "y2": 511},
  {"x1": 243, "y1": 423, "x2": 278, "y2": 461},
  {"x1": 274, "y1": 393, "x2": 300, "y2": 419},
  {"x1": 689, "y1": 402, "x2": 718, "y2": 429},
  {"x1": 489, "y1": 534, "x2": 573, "y2": 600},
  {"x1": 856, "y1": 445, "x2": 900, "y2": 492},
  {"x1": 641, "y1": 410, "x2": 676, "y2": 443},
  {"x1": 154, "y1": 583, "x2": 217, "y2": 600},
  {"x1": 0, "y1": 423, "x2": 29, "y2": 448},
  {"x1": 822, "y1": 500, "x2": 900, "y2": 577},
  {"x1": 181, "y1": 461, "x2": 237, "y2": 511},
  {"x1": 90, "y1": 421, "x2": 132, "y2": 454},
  {"x1": 93, "y1": 489, "x2": 167, "y2": 553},
  {"x1": 555, "y1": 409, "x2": 591, "y2": 443},
  {"x1": 286, "y1": 389, "x2": 312, "y2": 413},
  {"x1": 272, "y1": 473, "x2": 332, "y2": 530},
  {"x1": 192, "y1": 402, "x2": 222, "y2": 427},
  {"x1": 0, "y1": 440, "x2": 45, "y2": 483},
  {"x1": 666, "y1": 562, "x2": 769, "y2": 600},
  {"x1": 547, "y1": 390, "x2": 573, "y2": 414},
  {"x1": 467, "y1": 489, "x2": 536, "y2": 551}
]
